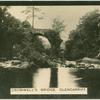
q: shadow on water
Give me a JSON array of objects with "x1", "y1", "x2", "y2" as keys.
[
  {"x1": 0, "y1": 65, "x2": 38, "y2": 98},
  {"x1": 50, "y1": 68, "x2": 58, "y2": 88},
  {"x1": 1, "y1": 64, "x2": 100, "y2": 99},
  {"x1": 71, "y1": 68, "x2": 100, "y2": 98}
]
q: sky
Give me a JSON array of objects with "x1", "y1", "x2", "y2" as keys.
[{"x1": 8, "y1": 6, "x2": 100, "y2": 42}]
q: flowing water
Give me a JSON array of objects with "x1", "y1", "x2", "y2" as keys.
[
  {"x1": 32, "y1": 67, "x2": 81, "y2": 88},
  {"x1": 31, "y1": 67, "x2": 100, "y2": 98},
  {"x1": 58, "y1": 67, "x2": 79, "y2": 88},
  {"x1": 33, "y1": 68, "x2": 51, "y2": 88},
  {"x1": 0, "y1": 64, "x2": 100, "y2": 98}
]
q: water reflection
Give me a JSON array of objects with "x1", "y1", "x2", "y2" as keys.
[
  {"x1": 50, "y1": 68, "x2": 58, "y2": 87},
  {"x1": 32, "y1": 67, "x2": 100, "y2": 98},
  {"x1": 0, "y1": 67, "x2": 33, "y2": 98},
  {"x1": 72, "y1": 69, "x2": 100, "y2": 98},
  {"x1": 58, "y1": 67, "x2": 79, "y2": 88},
  {"x1": 32, "y1": 67, "x2": 80, "y2": 88},
  {"x1": 0, "y1": 65, "x2": 100, "y2": 98},
  {"x1": 33, "y1": 68, "x2": 51, "y2": 88}
]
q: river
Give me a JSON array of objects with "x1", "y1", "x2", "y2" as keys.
[
  {"x1": 32, "y1": 67, "x2": 81, "y2": 88},
  {"x1": 0, "y1": 64, "x2": 100, "y2": 98}
]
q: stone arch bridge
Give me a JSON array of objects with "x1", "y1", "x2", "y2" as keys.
[
  {"x1": 32, "y1": 28, "x2": 63, "y2": 58},
  {"x1": 32, "y1": 28, "x2": 62, "y2": 43}
]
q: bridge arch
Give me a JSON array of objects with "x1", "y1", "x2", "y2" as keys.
[
  {"x1": 32, "y1": 32, "x2": 51, "y2": 49},
  {"x1": 32, "y1": 30, "x2": 63, "y2": 58}
]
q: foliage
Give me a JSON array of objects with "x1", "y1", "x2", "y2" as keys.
[
  {"x1": 65, "y1": 10, "x2": 100, "y2": 60},
  {"x1": 22, "y1": 6, "x2": 44, "y2": 28},
  {"x1": 0, "y1": 6, "x2": 57, "y2": 68},
  {"x1": 14, "y1": 21, "x2": 45, "y2": 59},
  {"x1": 0, "y1": 6, "x2": 24, "y2": 58},
  {"x1": 52, "y1": 17, "x2": 65, "y2": 33}
]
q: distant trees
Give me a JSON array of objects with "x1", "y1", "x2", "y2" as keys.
[
  {"x1": 51, "y1": 17, "x2": 65, "y2": 59},
  {"x1": 52, "y1": 17, "x2": 65, "y2": 33},
  {"x1": 22, "y1": 6, "x2": 44, "y2": 28},
  {"x1": 65, "y1": 10, "x2": 100, "y2": 60}
]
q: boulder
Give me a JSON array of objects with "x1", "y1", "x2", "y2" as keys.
[{"x1": 81, "y1": 57, "x2": 100, "y2": 64}]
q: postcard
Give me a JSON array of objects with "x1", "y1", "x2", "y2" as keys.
[{"x1": 0, "y1": 1, "x2": 100, "y2": 99}]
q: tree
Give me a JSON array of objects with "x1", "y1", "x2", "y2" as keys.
[
  {"x1": 52, "y1": 17, "x2": 65, "y2": 33},
  {"x1": 51, "y1": 18, "x2": 65, "y2": 59},
  {"x1": 22, "y1": 6, "x2": 44, "y2": 28},
  {"x1": 65, "y1": 10, "x2": 100, "y2": 60},
  {"x1": 0, "y1": 6, "x2": 25, "y2": 58},
  {"x1": 0, "y1": 6, "x2": 56, "y2": 67}
]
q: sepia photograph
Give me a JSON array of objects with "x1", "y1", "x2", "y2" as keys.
[{"x1": 0, "y1": 1, "x2": 100, "y2": 99}]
